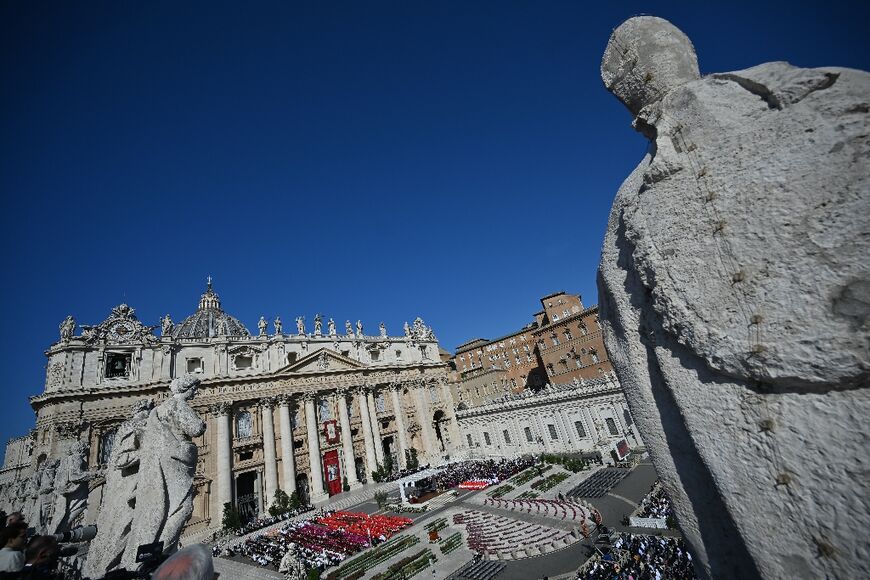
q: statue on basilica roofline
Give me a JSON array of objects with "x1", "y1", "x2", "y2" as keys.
[
  {"x1": 328, "y1": 317, "x2": 336, "y2": 336},
  {"x1": 296, "y1": 316, "x2": 305, "y2": 335},
  {"x1": 403, "y1": 321, "x2": 411, "y2": 338},
  {"x1": 258, "y1": 316, "x2": 268, "y2": 336},
  {"x1": 345, "y1": 320, "x2": 353, "y2": 336},
  {"x1": 356, "y1": 319, "x2": 363, "y2": 338},
  {"x1": 314, "y1": 313, "x2": 323, "y2": 335},
  {"x1": 161, "y1": 314, "x2": 173, "y2": 336},
  {"x1": 59, "y1": 316, "x2": 76, "y2": 342},
  {"x1": 379, "y1": 322, "x2": 387, "y2": 338},
  {"x1": 274, "y1": 316, "x2": 283, "y2": 336}
]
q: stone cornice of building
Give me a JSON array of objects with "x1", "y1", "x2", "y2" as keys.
[
  {"x1": 29, "y1": 361, "x2": 448, "y2": 410},
  {"x1": 46, "y1": 333, "x2": 440, "y2": 355},
  {"x1": 533, "y1": 305, "x2": 599, "y2": 335},
  {"x1": 455, "y1": 373, "x2": 621, "y2": 419}
]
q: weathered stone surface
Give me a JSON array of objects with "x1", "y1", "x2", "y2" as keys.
[
  {"x1": 121, "y1": 375, "x2": 206, "y2": 570},
  {"x1": 83, "y1": 399, "x2": 154, "y2": 578},
  {"x1": 597, "y1": 16, "x2": 869, "y2": 580}
]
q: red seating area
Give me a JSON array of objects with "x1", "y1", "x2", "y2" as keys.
[
  {"x1": 458, "y1": 480, "x2": 492, "y2": 490},
  {"x1": 316, "y1": 511, "x2": 413, "y2": 540},
  {"x1": 452, "y1": 510, "x2": 578, "y2": 558}
]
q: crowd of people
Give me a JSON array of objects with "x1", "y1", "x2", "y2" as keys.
[
  {"x1": 580, "y1": 533, "x2": 697, "y2": 580},
  {"x1": 0, "y1": 511, "x2": 64, "y2": 579},
  {"x1": 430, "y1": 457, "x2": 536, "y2": 490},
  {"x1": 232, "y1": 505, "x2": 313, "y2": 537},
  {"x1": 637, "y1": 486, "x2": 674, "y2": 520},
  {"x1": 223, "y1": 510, "x2": 413, "y2": 574}
]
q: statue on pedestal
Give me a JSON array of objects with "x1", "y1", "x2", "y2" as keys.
[
  {"x1": 345, "y1": 320, "x2": 353, "y2": 336},
  {"x1": 122, "y1": 375, "x2": 205, "y2": 569},
  {"x1": 328, "y1": 318, "x2": 336, "y2": 336},
  {"x1": 258, "y1": 316, "x2": 268, "y2": 337},
  {"x1": 160, "y1": 314, "x2": 173, "y2": 336},
  {"x1": 314, "y1": 314, "x2": 323, "y2": 336},
  {"x1": 84, "y1": 399, "x2": 154, "y2": 578},
  {"x1": 356, "y1": 320, "x2": 363, "y2": 338},
  {"x1": 296, "y1": 316, "x2": 306, "y2": 335},
  {"x1": 59, "y1": 316, "x2": 76, "y2": 342},
  {"x1": 379, "y1": 322, "x2": 387, "y2": 338},
  {"x1": 274, "y1": 316, "x2": 283, "y2": 336},
  {"x1": 49, "y1": 441, "x2": 93, "y2": 533}
]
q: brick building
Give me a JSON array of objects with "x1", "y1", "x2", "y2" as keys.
[{"x1": 451, "y1": 291, "x2": 611, "y2": 407}]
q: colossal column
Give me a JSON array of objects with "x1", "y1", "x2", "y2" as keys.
[
  {"x1": 336, "y1": 389, "x2": 361, "y2": 489},
  {"x1": 582, "y1": 407, "x2": 601, "y2": 443},
  {"x1": 278, "y1": 396, "x2": 297, "y2": 495},
  {"x1": 210, "y1": 403, "x2": 233, "y2": 514},
  {"x1": 355, "y1": 387, "x2": 379, "y2": 479},
  {"x1": 389, "y1": 384, "x2": 409, "y2": 468},
  {"x1": 411, "y1": 380, "x2": 439, "y2": 463},
  {"x1": 303, "y1": 393, "x2": 328, "y2": 504},
  {"x1": 366, "y1": 389, "x2": 385, "y2": 465},
  {"x1": 260, "y1": 398, "x2": 278, "y2": 507},
  {"x1": 439, "y1": 378, "x2": 461, "y2": 452}
]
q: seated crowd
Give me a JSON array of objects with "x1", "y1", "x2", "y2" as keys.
[
  {"x1": 580, "y1": 533, "x2": 697, "y2": 580},
  {"x1": 234, "y1": 505, "x2": 313, "y2": 537},
  {"x1": 225, "y1": 510, "x2": 412, "y2": 573},
  {"x1": 431, "y1": 457, "x2": 536, "y2": 490},
  {"x1": 637, "y1": 486, "x2": 674, "y2": 520}
]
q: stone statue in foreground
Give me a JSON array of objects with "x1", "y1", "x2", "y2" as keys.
[
  {"x1": 49, "y1": 441, "x2": 93, "y2": 533},
  {"x1": 597, "y1": 16, "x2": 869, "y2": 580},
  {"x1": 84, "y1": 399, "x2": 154, "y2": 578},
  {"x1": 121, "y1": 375, "x2": 205, "y2": 570}
]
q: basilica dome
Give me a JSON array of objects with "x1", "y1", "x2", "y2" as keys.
[{"x1": 172, "y1": 280, "x2": 250, "y2": 339}]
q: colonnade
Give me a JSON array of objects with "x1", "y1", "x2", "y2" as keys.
[{"x1": 209, "y1": 381, "x2": 452, "y2": 512}]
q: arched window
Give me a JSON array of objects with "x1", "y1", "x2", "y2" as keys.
[
  {"x1": 590, "y1": 349, "x2": 600, "y2": 364},
  {"x1": 236, "y1": 411, "x2": 252, "y2": 439}
]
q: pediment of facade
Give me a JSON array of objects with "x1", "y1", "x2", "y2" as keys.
[{"x1": 273, "y1": 348, "x2": 365, "y2": 375}]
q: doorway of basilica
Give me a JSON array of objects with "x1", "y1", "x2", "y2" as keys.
[{"x1": 236, "y1": 471, "x2": 259, "y2": 523}]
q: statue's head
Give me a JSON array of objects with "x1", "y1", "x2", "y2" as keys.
[
  {"x1": 170, "y1": 374, "x2": 201, "y2": 400},
  {"x1": 601, "y1": 16, "x2": 700, "y2": 116}
]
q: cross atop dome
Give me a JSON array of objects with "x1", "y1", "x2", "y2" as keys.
[{"x1": 198, "y1": 277, "x2": 222, "y2": 311}]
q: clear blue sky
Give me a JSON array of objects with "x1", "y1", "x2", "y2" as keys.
[{"x1": 1, "y1": 1, "x2": 867, "y2": 446}]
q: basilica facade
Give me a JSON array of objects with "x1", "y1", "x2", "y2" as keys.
[{"x1": 1, "y1": 282, "x2": 459, "y2": 535}]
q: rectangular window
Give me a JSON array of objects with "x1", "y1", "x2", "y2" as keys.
[
  {"x1": 548, "y1": 424, "x2": 559, "y2": 440},
  {"x1": 370, "y1": 350, "x2": 380, "y2": 361},
  {"x1": 606, "y1": 417, "x2": 620, "y2": 436},
  {"x1": 575, "y1": 420, "x2": 586, "y2": 438},
  {"x1": 234, "y1": 355, "x2": 253, "y2": 369},
  {"x1": 186, "y1": 357, "x2": 203, "y2": 374},
  {"x1": 503, "y1": 430, "x2": 511, "y2": 445},
  {"x1": 467, "y1": 434, "x2": 473, "y2": 447},
  {"x1": 106, "y1": 353, "x2": 132, "y2": 378},
  {"x1": 552, "y1": 314, "x2": 559, "y2": 321},
  {"x1": 483, "y1": 432, "x2": 491, "y2": 445},
  {"x1": 552, "y1": 337, "x2": 560, "y2": 346},
  {"x1": 524, "y1": 426, "x2": 533, "y2": 442},
  {"x1": 395, "y1": 349, "x2": 403, "y2": 359}
]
